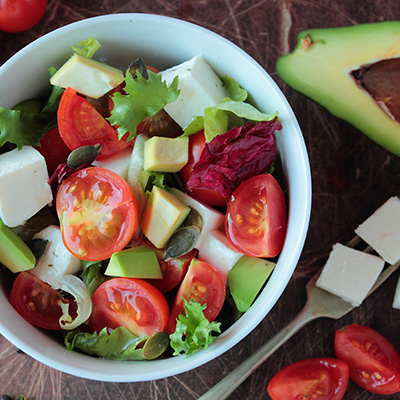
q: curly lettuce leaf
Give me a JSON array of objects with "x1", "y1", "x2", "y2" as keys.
[
  {"x1": 64, "y1": 326, "x2": 146, "y2": 360},
  {"x1": 71, "y1": 38, "x2": 102, "y2": 59},
  {"x1": 107, "y1": 70, "x2": 180, "y2": 141},
  {"x1": 170, "y1": 298, "x2": 221, "y2": 356},
  {"x1": 0, "y1": 68, "x2": 64, "y2": 149}
]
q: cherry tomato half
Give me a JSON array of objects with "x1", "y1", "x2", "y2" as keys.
[
  {"x1": 179, "y1": 130, "x2": 228, "y2": 207},
  {"x1": 335, "y1": 324, "x2": 400, "y2": 394},
  {"x1": 35, "y1": 126, "x2": 71, "y2": 176},
  {"x1": 9, "y1": 272, "x2": 77, "y2": 330},
  {"x1": 145, "y1": 241, "x2": 197, "y2": 293},
  {"x1": 89, "y1": 278, "x2": 169, "y2": 337},
  {"x1": 0, "y1": 0, "x2": 47, "y2": 33},
  {"x1": 267, "y1": 357, "x2": 350, "y2": 400},
  {"x1": 58, "y1": 87, "x2": 129, "y2": 160},
  {"x1": 56, "y1": 167, "x2": 138, "y2": 261},
  {"x1": 225, "y1": 174, "x2": 287, "y2": 258},
  {"x1": 166, "y1": 258, "x2": 226, "y2": 333}
]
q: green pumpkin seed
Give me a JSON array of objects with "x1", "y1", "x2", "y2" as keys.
[
  {"x1": 164, "y1": 225, "x2": 200, "y2": 261},
  {"x1": 128, "y1": 58, "x2": 148, "y2": 80},
  {"x1": 183, "y1": 208, "x2": 203, "y2": 230},
  {"x1": 67, "y1": 144, "x2": 101, "y2": 168},
  {"x1": 142, "y1": 331, "x2": 169, "y2": 360}
]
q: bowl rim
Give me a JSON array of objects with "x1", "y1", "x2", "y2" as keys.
[{"x1": 0, "y1": 12, "x2": 312, "y2": 382}]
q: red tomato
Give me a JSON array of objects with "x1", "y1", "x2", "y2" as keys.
[
  {"x1": 179, "y1": 130, "x2": 228, "y2": 207},
  {"x1": 225, "y1": 174, "x2": 287, "y2": 258},
  {"x1": 0, "y1": 0, "x2": 47, "y2": 33},
  {"x1": 89, "y1": 278, "x2": 169, "y2": 337},
  {"x1": 144, "y1": 240, "x2": 197, "y2": 293},
  {"x1": 166, "y1": 258, "x2": 225, "y2": 333},
  {"x1": 335, "y1": 324, "x2": 400, "y2": 394},
  {"x1": 35, "y1": 126, "x2": 71, "y2": 176},
  {"x1": 56, "y1": 167, "x2": 138, "y2": 261},
  {"x1": 9, "y1": 272, "x2": 77, "y2": 330},
  {"x1": 267, "y1": 358, "x2": 349, "y2": 400},
  {"x1": 58, "y1": 87, "x2": 129, "y2": 160}
]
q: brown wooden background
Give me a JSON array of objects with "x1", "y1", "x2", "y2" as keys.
[{"x1": 1, "y1": 1, "x2": 400, "y2": 399}]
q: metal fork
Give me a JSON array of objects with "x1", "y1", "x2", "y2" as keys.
[{"x1": 198, "y1": 235, "x2": 400, "y2": 400}]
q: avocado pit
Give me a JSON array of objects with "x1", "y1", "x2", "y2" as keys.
[{"x1": 351, "y1": 58, "x2": 400, "y2": 122}]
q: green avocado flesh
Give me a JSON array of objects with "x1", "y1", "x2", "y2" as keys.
[
  {"x1": 228, "y1": 256, "x2": 275, "y2": 312},
  {"x1": 276, "y1": 21, "x2": 400, "y2": 156},
  {"x1": 104, "y1": 244, "x2": 162, "y2": 279},
  {"x1": 0, "y1": 218, "x2": 35, "y2": 273}
]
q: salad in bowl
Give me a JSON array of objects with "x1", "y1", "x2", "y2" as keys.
[{"x1": 0, "y1": 14, "x2": 311, "y2": 382}]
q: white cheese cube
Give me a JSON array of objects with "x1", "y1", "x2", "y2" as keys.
[
  {"x1": 355, "y1": 197, "x2": 400, "y2": 265},
  {"x1": 0, "y1": 146, "x2": 52, "y2": 227},
  {"x1": 50, "y1": 54, "x2": 124, "y2": 99},
  {"x1": 31, "y1": 225, "x2": 82, "y2": 288},
  {"x1": 197, "y1": 229, "x2": 244, "y2": 284},
  {"x1": 392, "y1": 275, "x2": 400, "y2": 309},
  {"x1": 93, "y1": 146, "x2": 133, "y2": 180},
  {"x1": 160, "y1": 56, "x2": 226, "y2": 128},
  {"x1": 316, "y1": 243, "x2": 385, "y2": 307},
  {"x1": 170, "y1": 188, "x2": 225, "y2": 249}
]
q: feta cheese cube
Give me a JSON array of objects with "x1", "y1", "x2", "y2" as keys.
[
  {"x1": 170, "y1": 188, "x2": 225, "y2": 249},
  {"x1": 355, "y1": 196, "x2": 400, "y2": 265},
  {"x1": 160, "y1": 56, "x2": 226, "y2": 128},
  {"x1": 31, "y1": 225, "x2": 82, "y2": 287},
  {"x1": 316, "y1": 243, "x2": 385, "y2": 307},
  {"x1": 392, "y1": 275, "x2": 400, "y2": 309},
  {"x1": 93, "y1": 146, "x2": 133, "y2": 180},
  {"x1": 0, "y1": 146, "x2": 52, "y2": 227}
]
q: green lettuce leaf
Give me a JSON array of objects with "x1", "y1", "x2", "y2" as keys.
[
  {"x1": 80, "y1": 259, "x2": 108, "y2": 297},
  {"x1": 64, "y1": 326, "x2": 146, "y2": 360},
  {"x1": 204, "y1": 99, "x2": 279, "y2": 142},
  {"x1": 71, "y1": 38, "x2": 102, "y2": 59},
  {"x1": 221, "y1": 75, "x2": 248, "y2": 102},
  {"x1": 107, "y1": 70, "x2": 180, "y2": 141},
  {"x1": 170, "y1": 298, "x2": 221, "y2": 356},
  {"x1": 0, "y1": 68, "x2": 64, "y2": 149}
]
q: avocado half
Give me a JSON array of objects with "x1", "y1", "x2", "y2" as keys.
[{"x1": 276, "y1": 21, "x2": 400, "y2": 156}]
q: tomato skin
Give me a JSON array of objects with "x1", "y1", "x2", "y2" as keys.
[
  {"x1": 58, "y1": 87, "x2": 129, "y2": 160},
  {"x1": 35, "y1": 127, "x2": 71, "y2": 176},
  {"x1": 166, "y1": 258, "x2": 226, "y2": 333},
  {"x1": 267, "y1": 358, "x2": 349, "y2": 400},
  {"x1": 56, "y1": 167, "x2": 138, "y2": 262},
  {"x1": 335, "y1": 324, "x2": 400, "y2": 394},
  {"x1": 0, "y1": 0, "x2": 47, "y2": 33},
  {"x1": 179, "y1": 130, "x2": 228, "y2": 207},
  {"x1": 9, "y1": 271, "x2": 76, "y2": 330},
  {"x1": 142, "y1": 240, "x2": 196, "y2": 293},
  {"x1": 225, "y1": 174, "x2": 287, "y2": 258},
  {"x1": 89, "y1": 278, "x2": 169, "y2": 337}
]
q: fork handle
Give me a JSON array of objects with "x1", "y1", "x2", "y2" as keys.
[{"x1": 198, "y1": 304, "x2": 318, "y2": 400}]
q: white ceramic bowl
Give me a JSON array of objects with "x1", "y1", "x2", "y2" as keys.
[{"x1": 0, "y1": 13, "x2": 311, "y2": 382}]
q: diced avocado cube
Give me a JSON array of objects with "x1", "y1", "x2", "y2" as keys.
[
  {"x1": 229, "y1": 256, "x2": 275, "y2": 312},
  {"x1": 105, "y1": 245, "x2": 162, "y2": 278},
  {"x1": 141, "y1": 186, "x2": 190, "y2": 248},
  {"x1": 50, "y1": 53, "x2": 124, "y2": 99},
  {"x1": 143, "y1": 136, "x2": 189, "y2": 172},
  {"x1": 0, "y1": 218, "x2": 35, "y2": 273}
]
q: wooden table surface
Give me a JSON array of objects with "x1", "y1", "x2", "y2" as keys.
[{"x1": 1, "y1": 1, "x2": 400, "y2": 399}]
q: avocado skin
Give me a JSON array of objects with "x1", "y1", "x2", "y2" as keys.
[{"x1": 276, "y1": 21, "x2": 400, "y2": 157}]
